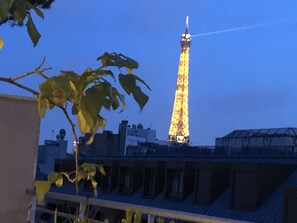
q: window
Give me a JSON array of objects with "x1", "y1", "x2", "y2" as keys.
[
  {"x1": 144, "y1": 168, "x2": 155, "y2": 197},
  {"x1": 166, "y1": 168, "x2": 184, "y2": 200},
  {"x1": 119, "y1": 167, "x2": 132, "y2": 193},
  {"x1": 101, "y1": 166, "x2": 111, "y2": 191}
]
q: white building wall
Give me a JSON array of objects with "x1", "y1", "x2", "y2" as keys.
[
  {"x1": 0, "y1": 95, "x2": 40, "y2": 222},
  {"x1": 123, "y1": 123, "x2": 158, "y2": 155}
]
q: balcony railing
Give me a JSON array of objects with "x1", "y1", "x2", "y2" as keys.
[{"x1": 27, "y1": 189, "x2": 253, "y2": 223}]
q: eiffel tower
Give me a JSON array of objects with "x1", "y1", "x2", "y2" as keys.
[{"x1": 168, "y1": 16, "x2": 191, "y2": 144}]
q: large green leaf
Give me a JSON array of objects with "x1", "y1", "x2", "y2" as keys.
[
  {"x1": 0, "y1": 36, "x2": 3, "y2": 49},
  {"x1": 12, "y1": 0, "x2": 26, "y2": 25},
  {"x1": 85, "y1": 115, "x2": 106, "y2": 145},
  {"x1": 97, "y1": 52, "x2": 139, "y2": 70},
  {"x1": 26, "y1": 13, "x2": 41, "y2": 46},
  {"x1": 97, "y1": 164, "x2": 106, "y2": 176},
  {"x1": 0, "y1": 0, "x2": 13, "y2": 20},
  {"x1": 119, "y1": 74, "x2": 149, "y2": 110},
  {"x1": 82, "y1": 163, "x2": 97, "y2": 178},
  {"x1": 26, "y1": 1, "x2": 44, "y2": 19},
  {"x1": 69, "y1": 80, "x2": 79, "y2": 103},
  {"x1": 119, "y1": 74, "x2": 136, "y2": 95},
  {"x1": 39, "y1": 77, "x2": 69, "y2": 106},
  {"x1": 78, "y1": 100, "x2": 105, "y2": 138},
  {"x1": 78, "y1": 110, "x2": 91, "y2": 134},
  {"x1": 55, "y1": 175, "x2": 63, "y2": 188},
  {"x1": 110, "y1": 87, "x2": 126, "y2": 110},
  {"x1": 97, "y1": 52, "x2": 117, "y2": 67},
  {"x1": 35, "y1": 180, "x2": 51, "y2": 205},
  {"x1": 77, "y1": 171, "x2": 87, "y2": 182},
  {"x1": 77, "y1": 87, "x2": 105, "y2": 135},
  {"x1": 38, "y1": 96, "x2": 47, "y2": 117},
  {"x1": 132, "y1": 86, "x2": 149, "y2": 110},
  {"x1": 54, "y1": 75, "x2": 71, "y2": 92},
  {"x1": 111, "y1": 88, "x2": 120, "y2": 110},
  {"x1": 60, "y1": 71, "x2": 80, "y2": 89},
  {"x1": 47, "y1": 171, "x2": 60, "y2": 183},
  {"x1": 90, "y1": 176, "x2": 98, "y2": 197},
  {"x1": 94, "y1": 69, "x2": 115, "y2": 80},
  {"x1": 48, "y1": 171, "x2": 63, "y2": 188},
  {"x1": 85, "y1": 86, "x2": 105, "y2": 116},
  {"x1": 112, "y1": 53, "x2": 139, "y2": 69},
  {"x1": 80, "y1": 68, "x2": 99, "y2": 91},
  {"x1": 132, "y1": 74, "x2": 151, "y2": 91},
  {"x1": 118, "y1": 53, "x2": 139, "y2": 69}
]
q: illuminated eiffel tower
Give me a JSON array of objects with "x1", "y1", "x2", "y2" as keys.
[{"x1": 168, "y1": 16, "x2": 191, "y2": 144}]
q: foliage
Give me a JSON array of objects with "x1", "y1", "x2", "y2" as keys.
[
  {"x1": 53, "y1": 200, "x2": 99, "y2": 223},
  {"x1": 156, "y1": 217, "x2": 164, "y2": 223},
  {"x1": 1, "y1": 0, "x2": 150, "y2": 216},
  {"x1": 0, "y1": 52, "x2": 150, "y2": 205},
  {"x1": 121, "y1": 208, "x2": 142, "y2": 223},
  {"x1": 156, "y1": 217, "x2": 174, "y2": 223},
  {"x1": 38, "y1": 52, "x2": 149, "y2": 144},
  {"x1": 53, "y1": 207, "x2": 176, "y2": 223},
  {"x1": 0, "y1": 0, "x2": 54, "y2": 46},
  {"x1": 0, "y1": 36, "x2": 3, "y2": 48},
  {"x1": 48, "y1": 163, "x2": 106, "y2": 197},
  {"x1": 35, "y1": 180, "x2": 51, "y2": 205}
]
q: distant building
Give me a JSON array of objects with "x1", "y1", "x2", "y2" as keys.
[
  {"x1": 50, "y1": 155, "x2": 297, "y2": 223},
  {"x1": 79, "y1": 130, "x2": 120, "y2": 157},
  {"x1": 215, "y1": 127, "x2": 297, "y2": 155},
  {"x1": 37, "y1": 129, "x2": 68, "y2": 176},
  {"x1": 126, "y1": 142, "x2": 213, "y2": 156},
  {"x1": 79, "y1": 120, "x2": 168, "y2": 157},
  {"x1": 34, "y1": 126, "x2": 297, "y2": 223}
]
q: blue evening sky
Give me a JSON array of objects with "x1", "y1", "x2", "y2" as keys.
[{"x1": 1, "y1": 0, "x2": 297, "y2": 148}]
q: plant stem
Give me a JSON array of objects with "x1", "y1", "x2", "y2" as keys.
[
  {"x1": 60, "y1": 106, "x2": 79, "y2": 193},
  {"x1": 0, "y1": 77, "x2": 39, "y2": 95},
  {"x1": 11, "y1": 57, "x2": 51, "y2": 80}
]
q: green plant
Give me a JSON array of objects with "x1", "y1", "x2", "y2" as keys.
[
  {"x1": 2, "y1": 52, "x2": 150, "y2": 204},
  {"x1": 1, "y1": 0, "x2": 150, "y2": 216},
  {"x1": 121, "y1": 208, "x2": 142, "y2": 223},
  {"x1": 0, "y1": 0, "x2": 55, "y2": 46},
  {"x1": 156, "y1": 217, "x2": 164, "y2": 223}
]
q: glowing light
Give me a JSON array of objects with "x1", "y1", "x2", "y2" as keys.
[{"x1": 168, "y1": 16, "x2": 191, "y2": 144}]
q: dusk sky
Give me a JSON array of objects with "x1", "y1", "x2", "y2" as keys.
[{"x1": 1, "y1": 0, "x2": 297, "y2": 148}]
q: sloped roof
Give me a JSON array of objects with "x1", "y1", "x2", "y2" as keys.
[
  {"x1": 51, "y1": 168, "x2": 297, "y2": 223},
  {"x1": 223, "y1": 128, "x2": 297, "y2": 138}
]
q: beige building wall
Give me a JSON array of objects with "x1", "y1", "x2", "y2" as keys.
[{"x1": 0, "y1": 95, "x2": 40, "y2": 222}]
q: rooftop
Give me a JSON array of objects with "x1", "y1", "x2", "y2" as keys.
[{"x1": 223, "y1": 127, "x2": 297, "y2": 138}]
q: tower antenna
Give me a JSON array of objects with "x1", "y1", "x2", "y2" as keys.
[{"x1": 185, "y1": 16, "x2": 189, "y2": 34}]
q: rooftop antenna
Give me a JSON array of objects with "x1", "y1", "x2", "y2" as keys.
[
  {"x1": 185, "y1": 16, "x2": 189, "y2": 34},
  {"x1": 51, "y1": 129, "x2": 54, "y2": 140}
]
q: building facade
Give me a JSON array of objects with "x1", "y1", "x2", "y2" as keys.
[
  {"x1": 79, "y1": 120, "x2": 167, "y2": 157},
  {"x1": 215, "y1": 128, "x2": 297, "y2": 155}
]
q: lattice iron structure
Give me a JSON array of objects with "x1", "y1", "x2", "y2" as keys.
[{"x1": 168, "y1": 16, "x2": 191, "y2": 144}]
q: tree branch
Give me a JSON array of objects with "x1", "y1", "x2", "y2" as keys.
[
  {"x1": 59, "y1": 105, "x2": 80, "y2": 193},
  {"x1": 0, "y1": 77, "x2": 39, "y2": 95},
  {"x1": 11, "y1": 57, "x2": 51, "y2": 81}
]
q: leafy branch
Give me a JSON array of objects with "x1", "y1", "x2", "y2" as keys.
[
  {"x1": 11, "y1": 57, "x2": 50, "y2": 80},
  {"x1": 0, "y1": 57, "x2": 50, "y2": 95},
  {"x1": 0, "y1": 52, "x2": 150, "y2": 204},
  {"x1": 0, "y1": 0, "x2": 54, "y2": 46}
]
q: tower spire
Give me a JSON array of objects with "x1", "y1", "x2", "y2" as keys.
[
  {"x1": 168, "y1": 16, "x2": 192, "y2": 144},
  {"x1": 185, "y1": 16, "x2": 189, "y2": 34}
]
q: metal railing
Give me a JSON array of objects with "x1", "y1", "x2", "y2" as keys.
[{"x1": 27, "y1": 189, "x2": 253, "y2": 223}]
